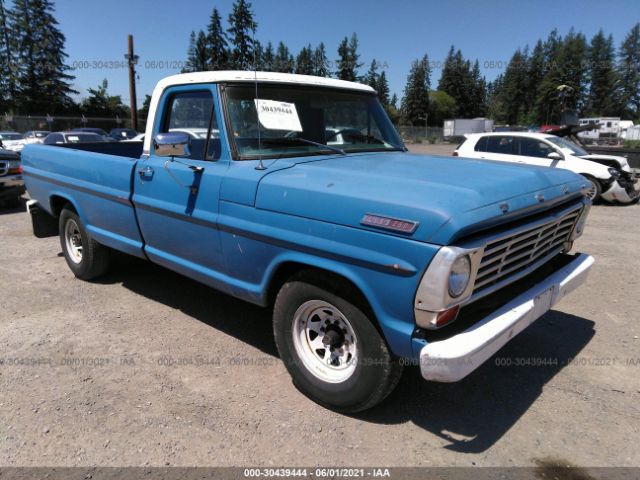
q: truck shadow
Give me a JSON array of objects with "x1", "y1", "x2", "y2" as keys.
[
  {"x1": 98, "y1": 252, "x2": 278, "y2": 357},
  {"x1": 356, "y1": 310, "x2": 596, "y2": 453},
  {"x1": 98, "y1": 253, "x2": 595, "y2": 454}
]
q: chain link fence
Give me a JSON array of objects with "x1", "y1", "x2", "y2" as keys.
[
  {"x1": 396, "y1": 126, "x2": 444, "y2": 144},
  {"x1": 1, "y1": 115, "x2": 147, "y2": 134}
]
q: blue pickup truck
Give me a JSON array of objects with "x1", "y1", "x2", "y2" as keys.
[{"x1": 23, "y1": 71, "x2": 594, "y2": 412}]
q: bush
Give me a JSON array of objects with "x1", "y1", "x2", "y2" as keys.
[
  {"x1": 428, "y1": 136, "x2": 438, "y2": 144},
  {"x1": 624, "y1": 140, "x2": 640, "y2": 149}
]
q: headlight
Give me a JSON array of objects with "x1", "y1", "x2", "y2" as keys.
[
  {"x1": 608, "y1": 168, "x2": 621, "y2": 179},
  {"x1": 448, "y1": 255, "x2": 471, "y2": 298}
]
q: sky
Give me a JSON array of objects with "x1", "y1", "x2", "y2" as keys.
[{"x1": 52, "y1": 0, "x2": 640, "y2": 109}]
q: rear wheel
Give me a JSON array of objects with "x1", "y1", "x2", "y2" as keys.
[
  {"x1": 59, "y1": 207, "x2": 110, "y2": 280},
  {"x1": 581, "y1": 174, "x2": 602, "y2": 202},
  {"x1": 273, "y1": 271, "x2": 402, "y2": 412}
]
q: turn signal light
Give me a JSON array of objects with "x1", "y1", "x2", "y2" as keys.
[
  {"x1": 8, "y1": 166, "x2": 21, "y2": 175},
  {"x1": 433, "y1": 305, "x2": 460, "y2": 328}
]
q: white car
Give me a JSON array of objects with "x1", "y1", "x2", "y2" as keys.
[
  {"x1": 455, "y1": 132, "x2": 638, "y2": 204},
  {"x1": 2, "y1": 130, "x2": 50, "y2": 153}
]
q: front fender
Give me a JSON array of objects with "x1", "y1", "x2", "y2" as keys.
[{"x1": 218, "y1": 201, "x2": 439, "y2": 359}]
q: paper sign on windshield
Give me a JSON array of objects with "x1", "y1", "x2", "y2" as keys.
[{"x1": 254, "y1": 99, "x2": 303, "y2": 132}]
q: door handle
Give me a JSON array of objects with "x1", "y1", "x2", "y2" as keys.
[{"x1": 138, "y1": 166, "x2": 154, "y2": 179}]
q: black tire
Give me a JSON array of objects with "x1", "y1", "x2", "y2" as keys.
[
  {"x1": 59, "y1": 207, "x2": 110, "y2": 280},
  {"x1": 273, "y1": 270, "x2": 402, "y2": 413},
  {"x1": 581, "y1": 174, "x2": 602, "y2": 203}
]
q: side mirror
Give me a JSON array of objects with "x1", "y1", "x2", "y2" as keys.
[
  {"x1": 153, "y1": 132, "x2": 190, "y2": 157},
  {"x1": 547, "y1": 151, "x2": 563, "y2": 160}
]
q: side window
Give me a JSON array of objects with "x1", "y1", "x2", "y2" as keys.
[
  {"x1": 45, "y1": 133, "x2": 61, "y2": 144},
  {"x1": 518, "y1": 138, "x2": 554, "y2": 158},
  {"x1": 161, "y1": 90, "x2": 219, "y2": 160},
  {"x1": 485, "y1": 136, "x2": 514, "y2": 155},
  {"x1": 474, "y1": 136, "x2": 488, "y2": 152}
]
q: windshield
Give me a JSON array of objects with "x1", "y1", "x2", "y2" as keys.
[
  {"x1": 0, "y1": 133, "x2": 22, "y2": 140},
  {"x1": 65, "y1": 134, "x2": 105, "y2": 143},
  {"x1": 224, "y1": 84, "x2": 404, "y2": 159},
  {"x1": 546, "y1": 136, "x2": 588, "y2": 156}
]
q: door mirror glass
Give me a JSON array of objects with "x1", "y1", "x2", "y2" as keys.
[
  {"x1": 153, "y1": 132, "x2": 191, "y2": 157},
  {"x1": 547, "y1": 151, "x2": 563, "y2": 160}
]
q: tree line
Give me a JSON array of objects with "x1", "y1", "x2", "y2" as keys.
[{"x1": 1, "y1": 0, "x2": 639, "y2": 128}]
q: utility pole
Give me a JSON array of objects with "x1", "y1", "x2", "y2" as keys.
[{"x1": 125, "y1": 35, "x2": 139, "y2": 131}]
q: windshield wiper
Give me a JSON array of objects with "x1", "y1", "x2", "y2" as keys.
[{"x1": 261, "y1": 137, "x2": 346, "y2": 156}]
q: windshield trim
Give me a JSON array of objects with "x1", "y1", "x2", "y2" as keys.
[{"x1": 219, "y1": 82, "x2": 402, "y2": 161}]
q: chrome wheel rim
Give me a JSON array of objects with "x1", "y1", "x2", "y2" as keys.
[
  {"x1": 64, "y1": 219, "x2": 83, "y2": 264},
  {"x1": 292, "y1": 300, "x2": 358, "y2": 383},
  {"x1": 585, "y1": 180, "x2": 597, "y2": 200}
]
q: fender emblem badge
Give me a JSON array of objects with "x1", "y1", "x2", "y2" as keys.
[
  {"x1": 535, "y1": 194, "x2": 545, "y2": 203},
  {"x1": 361, "y1": 214, "x2": 419, "y2": 234},
  {"x1": 499, "y1": 202, "x2": 509, "y2": 213}
]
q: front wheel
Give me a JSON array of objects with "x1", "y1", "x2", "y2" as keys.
[
  {"x1": 581, "y1": 174, "x2": 602, "y2": 202},
  {"x1": 273, "y1": 271, "x2": 402, "y2": 412},
  {"x1": 59, "y1": 207, "x2": 110, "y2": 280}
]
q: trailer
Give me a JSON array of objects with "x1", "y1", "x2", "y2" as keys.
[{"x1": 443, "y1": 118, "x2": 493, "y2": 138}]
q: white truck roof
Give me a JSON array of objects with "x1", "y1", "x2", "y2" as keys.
[
  {"x1": 154, "y1": 71, "x2": 375, "y2": 93},
  {"x1": 144, "y1": 71, "x2": 375, "y2": 154}
]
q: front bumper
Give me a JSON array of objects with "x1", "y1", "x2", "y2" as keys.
[
  {"x1": 601, "y1": 179, "x2": 639, "y2": 204},
  {"x1": 0, "y1": 174, "x2": 26, "y2": 199},
  {"x1": 420, "y1": 253, "x2": 594, "y2": 382}
]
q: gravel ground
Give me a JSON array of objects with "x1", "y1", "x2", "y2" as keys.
[{"x1": 0, "y1": 191, "x2": 639, "y2": 468}]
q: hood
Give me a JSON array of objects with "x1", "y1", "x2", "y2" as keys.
[
  {"x1": 256, "y1": 152, "x2": 586, "y2": 245},
  {"x1": 580, "y1": 154, "x2": 631, "y2": 173}
]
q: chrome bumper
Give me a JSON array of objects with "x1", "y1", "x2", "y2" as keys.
[{"x1": 420, "y1": 253, "x2": 594, "y2": 382}]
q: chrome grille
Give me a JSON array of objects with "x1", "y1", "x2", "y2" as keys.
[
  {"x1": 0, "y1": 161, "x2": 8, "y2": 176},
  {"x1": 473, "y1": 207, "x2": 582, "y2": 293}
]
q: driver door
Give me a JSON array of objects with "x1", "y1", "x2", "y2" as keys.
[
  {"x1": 132, "y1": 86, "x2": 232, "y2": 293},
  {"x1": 514, "y1": 137, "x2": 559, "y2": 168}
]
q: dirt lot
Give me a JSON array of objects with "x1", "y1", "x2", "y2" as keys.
[{"x1": 0, "y1": 188, "x2": 639, "y2": 468}]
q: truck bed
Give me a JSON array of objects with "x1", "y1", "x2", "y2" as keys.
[{"x1": 56, "y1": 141, "x2": 143, "y2": 159}]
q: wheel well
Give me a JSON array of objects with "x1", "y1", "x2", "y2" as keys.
[
  {"x1": 267, "y1": 262, "x2": 380, "y2": 333},
  {"x1": 50, "y1": 195, "x2": 76, "y2": 217}
]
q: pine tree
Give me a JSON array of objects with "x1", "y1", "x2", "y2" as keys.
[
  {"x1": 534, "y1": 29, "x2": 587, "y2": 124},
  {"x1": 469, "y1": 60, "x2": 487, "y2": 117},
  {"x1": 377, "y1": 70, "x2": 390, "y2": 106},
  {"x1": 336, "y1": 33, "x2": 360, "y2": 81},
  {"x1": 363, "y1": 59, "x2": 379, "y2": 90},
  {"x1": 438, "y1": 46, "x2": 477, "y2": 117},
  {"x1": 253, "y1": 39, "x2": 264, "y2": 69},
  {"x1": 312, "y1": 42, "x2": 329, "y2": 77},
  {"x1": 192, "y1": 30, "x2": 208, "y2": 71},
  {"x1": 273, "y1": 41, "x2": 293, "y2": 73},
  {"x1": 618, "y1": 23, "x2": 640, "y2": 120},
  {"x1": 227, "y1": 0, "x2": 256, "y2": 70},
  {"x1": 9, "y1": 0, "x2": 76, "y2": 114},
  {"x1": 263, "y1": 41, "x2": 274, "y2": 71},
  {"x1": 206, "y1": 7, "x2": 228, "y2": 70},
  {"x1": 584, "y1": 30, "x2": 619, "y2": 116},
  {"x1": 0, "y1": 0, "x2": 15, "y2": 111},
  {"x1": 183, "y1": 30, "x2": 198, "y2": 73},
  {"x1": 295, "y1": 44, "x2": 314, "y2": 75},
  {"x1": 498, "y1": 48, "x2": 530, "y2": 124},
  {"x1": 523, "y1": 40, "x2": 545, "y2": 123},
  {"x1": 400, "y1": 54, "x2": 430, "y2": 125}
]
